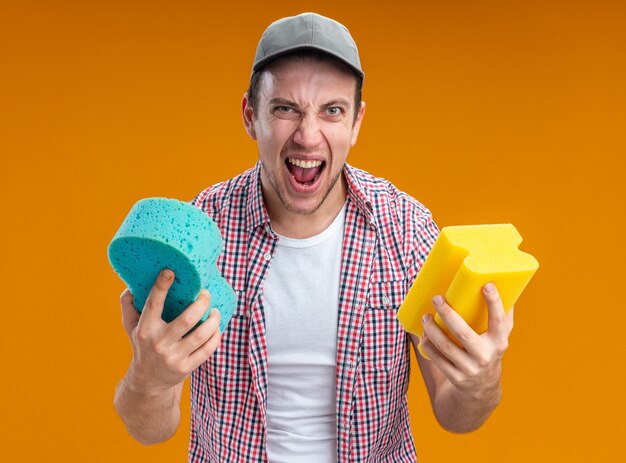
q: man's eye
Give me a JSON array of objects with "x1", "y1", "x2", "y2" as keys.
[
  {"x1": 325, "y1": 107, "x2": 343, "y2": 117},
  {"x1": 276, "y1": 106, "x2": 294, "y2": 113}
]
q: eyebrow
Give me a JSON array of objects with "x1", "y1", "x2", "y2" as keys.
[
  {"x1": 268, "y1": 97, "x2": 352, "y2": 110},
  {"x1": 321, "y1": 98, "x2": 352, "y2": 110}
]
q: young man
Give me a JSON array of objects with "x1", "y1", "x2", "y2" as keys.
[{"x1": 114, "y1": 12, "x2": 514, "y2": 462}]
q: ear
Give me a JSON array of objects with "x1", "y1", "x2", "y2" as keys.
[
  {"x1": 350, "y1": 101, "x2": 366, "y2": 146},
  {"x1": 242, "y1": 92, "x2": 257, "y2": 140}
]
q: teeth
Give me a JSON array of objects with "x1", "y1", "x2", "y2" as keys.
[{"x1": 288, "y1": 158, "x2": 323, "y2": 169}]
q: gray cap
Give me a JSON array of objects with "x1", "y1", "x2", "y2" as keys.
[{"x1": 252, "y1": 12, "x2": 364, "y2": 82}]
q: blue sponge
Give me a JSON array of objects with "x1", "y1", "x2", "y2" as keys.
[
  {"x1": 108, "y1": 198, "x2": 236, "y2": 333},
  {"x1": 205, "y1": 271, "x2": 238, "y2": 334}
]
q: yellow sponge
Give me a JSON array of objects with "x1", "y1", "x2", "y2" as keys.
[{"x1": 397, "y1": 224, "x2": 538, "y2": 357}]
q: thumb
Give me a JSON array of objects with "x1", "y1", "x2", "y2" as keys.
[{"x1": 120, "y1": 288, "x2": 140, "y2": 337}]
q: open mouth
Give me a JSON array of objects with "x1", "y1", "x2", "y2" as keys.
[{"x1": 285, "y1": 158, "x2": 326, "y2": 186}]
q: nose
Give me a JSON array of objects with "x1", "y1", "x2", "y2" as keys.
[{"x1": 292, "y1": 113, "x2": 323, "y2": 148}]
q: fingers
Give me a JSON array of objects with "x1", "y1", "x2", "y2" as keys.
[
  {"x1": 120, "y1": 288, "x2": 140, "y2": 337},
  {"x1": 185, "y1": 329, "x2": 222, "y2": 372},
  {"x1": 179, "y1": 308, "x2": 221, "y2": 353},
  {"x1": 431, "y1": 295, "x2": 481, "y2": 357},
  {"x1": 483, "y1": 283, "x2": 507, "y2": 338},
  {"x1": 420, "y1": 332, "x2": 462, "y2": 384},
  {"x1": 167, "y1": 288, "x2": 212, "y2": 342},
  {"x1": 422, "y1": 312, "x2": 472, "y2": 368},
  {"x1": 141, "y1": 269, "x2": 175, "y2": 324},
  {"x1": 506, "y1": 306, "x2": 515, "y2": 334}
]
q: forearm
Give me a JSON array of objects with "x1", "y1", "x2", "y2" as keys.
[
  {"x1": 113, "y1": 372, "x2": 181, "y2": 445},
  {"x1": 432, "y1": 379, "x2": 501, "y2": 433}
]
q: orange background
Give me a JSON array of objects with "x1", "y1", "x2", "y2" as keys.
[{"x1": 1, "y1": 1, "x2": 624, "y2": 461}]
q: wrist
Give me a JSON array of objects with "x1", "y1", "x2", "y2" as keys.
[
  {"x1": 455, "y1": 381, "x2": 502, "y2": 405},
  {"x1": 125, "y1": 364, "x2": 170, "y2": 398}
]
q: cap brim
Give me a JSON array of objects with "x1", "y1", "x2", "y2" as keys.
[{"x1": 252, "y1": 44, "x2": 364, "y2": 80}]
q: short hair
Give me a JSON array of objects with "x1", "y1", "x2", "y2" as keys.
[{"x1": 247, "y1": 49, "x2": 363, "y2": 125}]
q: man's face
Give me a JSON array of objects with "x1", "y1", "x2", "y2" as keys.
[{"x1": 243, "y1": 57, "x2": 365, "y2": 217}]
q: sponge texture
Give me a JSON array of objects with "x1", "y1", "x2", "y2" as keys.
[
  {"x1": 205, "y1": 272, "x2": 238, "y2": 334},
  {"x1": 108, "y1": 198, "x2": 236, "y2": 333},
  {"x1": 397, "y1": 224, "x2": 538, "y2": 357}
]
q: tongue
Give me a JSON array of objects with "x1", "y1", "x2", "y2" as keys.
[{"x1": 292, "y1": 165, "x2": 320, "y2": 184}]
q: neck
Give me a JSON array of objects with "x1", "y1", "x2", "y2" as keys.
[{"x1": 263, "y1": 175, "x2": 348, "y2": 239}]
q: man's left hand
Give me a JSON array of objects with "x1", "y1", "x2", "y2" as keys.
[{"x1": 420, "y1": 282, "x2": 514, "y2": 400}]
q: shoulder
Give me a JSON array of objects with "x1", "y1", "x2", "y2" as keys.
[
  {"x1": 346, "y1": 164, "x2": 437, "y2": 233},
  {"x1": 346, "y1": 164, "x2": 440, "y2": 280},
  {"x1": 190, "y1": 166, "x2": 256, "y2": 221}
]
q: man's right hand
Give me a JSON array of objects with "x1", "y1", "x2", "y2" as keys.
[{"x1": 120, "y1": 268, "x2": 222, "y2": 396}]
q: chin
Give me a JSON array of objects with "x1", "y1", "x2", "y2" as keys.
[{"x1": 282, "y1": 197, "x2": 324, "y2": 216}]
